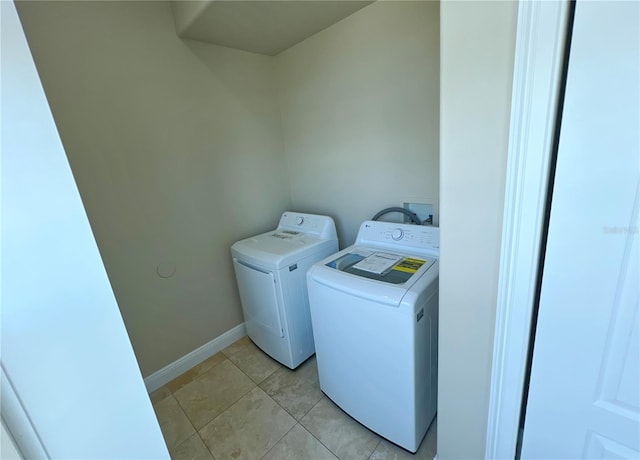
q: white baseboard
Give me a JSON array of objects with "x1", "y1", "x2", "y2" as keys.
[{"x1": 144, "y1": 323, "x2": 246, "y2": 393}]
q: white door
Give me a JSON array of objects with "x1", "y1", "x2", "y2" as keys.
[
  {"x1": 233, "y1": 259, "x2": 284, "y2": 339},
  {"x1": 1, "y1": 2, "x2": 169, "y2": 458},
  {"x1": 521, "y1": 1, "x2": 639, "y2": 458}
]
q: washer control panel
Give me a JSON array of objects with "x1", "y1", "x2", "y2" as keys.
[
  {"x1": 357, "y1": 220, "x2": 439, "y2": 251},
  {"x1": 391, "y1": 228, "x2": 404, "y2": 241}
]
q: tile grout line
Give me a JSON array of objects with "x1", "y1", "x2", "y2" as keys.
[
  {"x1": 366, "y1": 439, "x2": 382, "y2": 460},
  {"x1": 166, "y1": 339, "x2": 283, "y2": 458},
  {"x1": 166, "y1": 336, "x2": 394, "y2": 459},
  {"x1": 223, "y1": 349, "x2": 282, "y2": 387},
  {"x1": 166, "y1": 351, "x2": 228, "y2": 392},
  {"x1": 158, "y1": 337, "x2": 284, "y2": 459},
  {"x1": 258, "y1": 420, "x2": 299, "y2": 460},
  {"x1": 307, "y1": 395, "x2": 385, "y2": 460},
  {"x1": 164, "y1": 391, "x2": 202, "y2": 457},
  {"x1": 155, "y1": 393, "x2": 198, "y2": 456},
  {"x1": 170, "y1": 359, "x2": 252, "y2": 427},
  {"x1": 253, "y1": 363, "x2": 311, "y2": 459},
  {"x1": 295, "y1": 422, "x2": 341, "y2": 460},
  {"x1": 167, "y1": 357, "x2": 257, "y2": 458},
  {"x1": 259, "y1": 373, "x2": 324, "y2": 423},
  {"x1": 198, "y1": 430, "x2": 218, "y2": 460},
  {"x1": 188, "y1": 356, "x2": 292, "y2": 460},
  {"x1": 255, "y1": 359, "x2": 332, "y2": 458},
  {"x1": 222, "y1": 336, "x2": 319, "y2": 420},
  {"x1": 296, "y1": 396, "x2": 343, "y2": 459}
]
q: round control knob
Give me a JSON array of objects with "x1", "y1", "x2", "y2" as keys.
[
  {"x1": 296, "y1": 216, "x2": 304, "y2": 225},
  {"x1": 391, "y1": 228, "x2": 404, "y2": 241}
]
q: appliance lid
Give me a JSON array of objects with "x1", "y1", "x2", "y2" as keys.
[
  {"x1": 324, "y1": 247, "x2": 436, "y2": 285},
  {"x1": 308, "y1": 246, "x2": 439, "y2": 307},
  {"x1": 232, "y1": 230, "x2": 332, "y2": 269}
]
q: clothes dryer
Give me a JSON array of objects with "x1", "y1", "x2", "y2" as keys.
[
  {"x1": 231, "y1": 212, "x2": 338, "y2": 369},
  {"x1": 307, "y1": 220, "x2": 439, "y2": 452}
]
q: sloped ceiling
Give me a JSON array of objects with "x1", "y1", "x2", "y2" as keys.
[{"x1": 171, "y1": 1, "x2": 374, "y2": 56}]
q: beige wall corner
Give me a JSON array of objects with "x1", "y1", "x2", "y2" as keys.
[
  {"x1": 15, "y1": 1, "x2": 291, "y2": 377},
  {"x1": 276, "y1": 0, "x2": 440, "y2": 246}
]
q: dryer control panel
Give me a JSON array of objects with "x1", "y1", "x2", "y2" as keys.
[
  {"x1": 356, "y1": 221, "x2": 440, "y2": 252},
  {"x1": 279, "y1": 212, "x2": 338, "y2": 240}
]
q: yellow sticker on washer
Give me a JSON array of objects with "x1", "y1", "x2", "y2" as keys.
[{"x1": 393, "y1": 258, "x2": 426, "y2": 273}]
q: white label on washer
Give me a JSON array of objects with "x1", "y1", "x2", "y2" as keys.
[{"x1": 352, "y1": 252, "x2": 404, "y2": 275}]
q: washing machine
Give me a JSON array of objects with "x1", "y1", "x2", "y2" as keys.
[
  {"x1": 231, "y1": 212, "x2": 338, "y2": 369},
  {"x1": 307, "y1": 220, "x2": 439, "y2": 452}
]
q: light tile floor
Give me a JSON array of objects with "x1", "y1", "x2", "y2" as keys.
[{"x1": 150, "y1": 336, "x2": 437, "y2": 460}]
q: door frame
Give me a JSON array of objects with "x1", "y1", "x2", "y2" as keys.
[{"x1": 485, "y1": 1, "x2": 571, "y2": 458}]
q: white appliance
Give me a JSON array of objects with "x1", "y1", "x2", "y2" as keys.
[
  {"x1": 307, "y1": 220, "x2": 439, "y2": 453},
  {"x1": 231, "y1": 212, "x2": 338, "y2": 369}
]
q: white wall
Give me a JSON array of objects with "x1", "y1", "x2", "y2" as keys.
[
  {"x1": 1, "y1": 1, "x2": 168, "y2": 456},
  {"x1": 439, "y1": 1, "x2": 518, "y2": 458},
  {"x1": 276, "y1": 1, "x2": 439, "y2": 245},
  {"x1": 1, "y1": 421, "x2": 22, "y2": 460},
  {"x1": 15, "y1": 1, "x2": 291, "y2": 376}
]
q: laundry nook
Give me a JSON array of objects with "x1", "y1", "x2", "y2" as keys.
[
  {"x1": 6, "y1": 0, "x2": 441, "y2": 455},
  {"x1": 3, "y1": 0, "x2": 565, "y2": 457}
]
